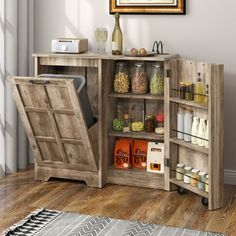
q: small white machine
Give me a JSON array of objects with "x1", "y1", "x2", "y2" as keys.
[
  {"x1": 147, "y1": 142, "x2": 164, "y2": 173},
  {"x1": 51, "y1": 38, "x2": 88, "y2": 53}
]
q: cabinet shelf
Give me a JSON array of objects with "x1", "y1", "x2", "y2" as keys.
[
  {"x1": 169, "y1": 138, "x2": 209, "y2": 154},
  {"x1": 169, "y1": 97, "x2": 208, "y2": 110},
  {"x1": 169, "y1": 178, "x2": 208, "y2": 198},
  {"x1": 108, "y1": 166, "x2": 164, "y2": 189},
  {"x1": 109, "y1": 92, "x2": 164, "y2": 100},
  {"x1": 108, "y1": 130, "x2": 164, "y2": 141}
]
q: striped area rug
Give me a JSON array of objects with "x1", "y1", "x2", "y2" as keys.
[{"x1": 4, "y1": 209, "x2": 224, "y2": 236}]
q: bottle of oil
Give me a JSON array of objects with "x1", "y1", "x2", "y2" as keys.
[
  {"x1": 194, "y1": 73, "x2": 204, "y2": 103},
  {"x1": 112, "y1": 13, "x2": 123, "y2": 55}
]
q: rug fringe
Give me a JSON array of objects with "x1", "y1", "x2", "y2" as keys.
[{"x1": 2, "y1": 209, "x2": 61, "y2": 236}]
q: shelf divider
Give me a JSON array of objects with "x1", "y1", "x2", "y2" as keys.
[
  {"x1": 169, "y1": 137, "x2": 209, "y2": 154},
  {"x1": 108, "y1": 130, "x2": 164, "y2": 141},
  {"x1": 169, "y1": 178, "x2": 208, "y2": 198},
  {"x1": 109, "y1": 92, "x2": 164, "y2": 100},
  {"x1": 169, "y1": 97, "x2": 208, "y2": 110}
]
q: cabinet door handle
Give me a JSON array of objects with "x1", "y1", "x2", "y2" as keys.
[{"x1": 29, "y1": 80, "x2": 50, "y2": 85}]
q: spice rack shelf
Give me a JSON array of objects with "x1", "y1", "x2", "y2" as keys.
[
  {"x1": 169, "y1": 178, "x2": 208, "y2": 198},
  {"x1": 109, "y1": 92, "x2": 164, "y2": 100},
  {"x1": 169, "y1": 138, "x2": 209, "y2": 154},
  {"x1": 108, "y1": 166, "x2": 164, "y2": 189},
  {"x1": 108, "y1": 130, "x2": 164, "y2": 141},
  {"x1": 169, "y1": 98, "x2": 208, "y2": 110}
]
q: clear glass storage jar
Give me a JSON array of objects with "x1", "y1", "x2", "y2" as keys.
[
  {"x1": 131, "y1": 104, "x2": 144, "y2": 132},
  {"x1": 112, "y1": 103, "x2": 124, "y2": 131},
  {"x1": 131, "y1": 62, "x2": 148, "y2": 94},
  {"x1": 176, "y1": 163, "x2": 185, "y2": 181},
  {"x1": 114, "y1": 62, "x2": 130, "y2": 93},
  {"x1": 183, "y1": 166, "x2": 192, "y2": 184},
  {"x1": 150, "y1": 64, "x2": 164, "y2": 96}
]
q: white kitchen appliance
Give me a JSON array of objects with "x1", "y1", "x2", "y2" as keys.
[
  {"x1": 147, "y1": 142, "x2": 164, "y2": 173},
  {"x1": 51, "y1": 38, "x2": 88, "y2": 53}
]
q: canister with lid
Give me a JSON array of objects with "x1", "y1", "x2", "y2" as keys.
[
  {"x1": 176, "y1": 163, "x2": 185, "y2": 181},
  {"x1": 183, "y1": 166, "x2": 192, "y2": 184},
  {"x1": 150, "y1": 64, "x2": 164, "y2": 96},
  {"x1": 190, "y1": 169, "x2": 199, "y2": 187},
  {"x1": 114, "y1": 62, "x2": 130, "y2": 93},
  {"x1": 198, "y1": 171, "x2": 207, "y2": 190}
]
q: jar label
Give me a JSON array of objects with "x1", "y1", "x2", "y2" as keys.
[{"x1": 112, "y1": 42, "x2": 119, "y2": 51}]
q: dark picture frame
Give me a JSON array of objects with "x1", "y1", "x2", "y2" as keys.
[{"x1": 110, "y1": 0, "x2": 186, "y2": 14}]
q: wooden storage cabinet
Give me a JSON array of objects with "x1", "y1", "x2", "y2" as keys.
[
  {"x1": 8, "y1": 53, "x2": 223, "y2": 210},
  {"x1": 164, "y1": 59, "x2": 224, "y2": 210}
]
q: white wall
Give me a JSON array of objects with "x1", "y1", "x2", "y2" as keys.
[{"x1": 34, "y1": 0, "x2": 236, "y2": 171}]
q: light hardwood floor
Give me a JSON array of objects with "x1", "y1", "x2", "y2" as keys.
[{"x1": 0, "y1": 168, "x2": 236, "y2": 235}]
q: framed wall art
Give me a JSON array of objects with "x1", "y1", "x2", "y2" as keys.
[{"x1": 110, "y1": 0, "x2": 186, "y2": 14}]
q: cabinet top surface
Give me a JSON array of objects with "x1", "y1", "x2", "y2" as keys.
[{"x1": 33, "y1": 52, "x2": 179, "y2": 62}]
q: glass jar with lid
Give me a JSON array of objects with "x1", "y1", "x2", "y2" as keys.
[
  {"x1": 131, "y1": 104, "x2": 144, "y2": 132},
  {"x1": 131, "y1": 62, "x2": 148, "y2": 94},
  {"x1": 145, "y1": 115, "x2": 155, "y2": 133},
  {"x1": 183, "y1": 166, "x2": 192, "y2": 184},
  {"x1": 176, "y1": 163, "x2": 185, "y2": 181},
  {"x1": 190, "y1": 169, "x2": 199, "y2": 187},
  {"x1": 114, "y1": 62, "x2": 130, "y2": 94},
  {"x1": 150, "y1": 64, "x2": 164, "y2": 96},
  {"x1": 112, "y1": 103, "x2": 124, "y2": 131}
]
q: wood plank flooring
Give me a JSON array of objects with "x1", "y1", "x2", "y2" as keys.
[{"x1": 0, "y1": 168, "x2": 236, "y2": 235}]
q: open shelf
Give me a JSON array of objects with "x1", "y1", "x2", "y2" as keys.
[
  {"x1": 108, "y1": 130, "x2": 164, "y2": 141},
  {"x1": 169, "y1": 97, "x2": 208, "y2": 110},
  {"x1": 109, "y1": 92, "x2": 164, "y2": 100},
  {"x1": 107, "y1": 166, "x2": 164, "y2": 189},
  {"x1": 170, "y1": 178, "x2": 208, "y2": 198},
  {"x1": 169, "y1": 138, "x2": 209, "y2": 154}
]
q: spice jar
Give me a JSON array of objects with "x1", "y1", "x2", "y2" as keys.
[
  {"x1": 150, "y1": 64, "x2": 164, "y2": 96},
  {"x1": 114, "y1": 62, "x2": 130, "y2": 93},
  {"x1": 176, "y1": 163, "x2": 185, "y2": 181},
  {"x1": 123, "y1": 114, "x2": 131, "y2": 133},
  {"x1": 190, "y1": 169, "x2": 199, "y2": 187},
  {"x1": 155, "y1": 112, "x2": 164, "y2": 134},
  {"x1": 183, "y1": 166, "x2": 192, "y2": 184},
  {"x1": 145, "y1": 115, "x2": 154, "y2": 133},
  {"x1": 198, "y1": 171, "x2": 206, "y2": 190},
  {"x1": 131, "y1": 62, "x2": 148, "y2": 94},
  {"x1": 205, "y1": 174, "x2": 209, "y2": 192},
  {"x1": 185, "y1": 83, "x2": 194, "y2": 101},
  {"x1": 179, "y1": 82, "x2": 186, "y2": 99}
]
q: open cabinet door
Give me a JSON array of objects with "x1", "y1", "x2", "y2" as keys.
[
  {"x1": 164, "y1": 59, "x2": 224, "y2": 210},
  {"x1": 8, "y1": 76, "x2": 99, "y2": 186}
]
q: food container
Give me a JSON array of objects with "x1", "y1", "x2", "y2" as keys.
[
  {"x1": 198, "y1": 171, "x2": 207, "y2": 190},
  {"x1": 114, "y1": 62, "x2": 130, "y2": 93},
  {"x1": 145, "y1": 115, "x2": 155, "y2": 133},
  {"x1": 131, "y1": 62, "x2": 148, "y2": 94},
  {"x1": 132, "y1": 140, "x2": 148, "y2": 169},
  {"x1": 114, "y1": 139, "x2": 132, "y2": 169},
  {"x1": 150, "y1": 64, "x2": 164, "y2": 96},
  {"x1": 112, "y1": 103, "x2": 124, "y2": 131},
  {"x1": 131, "y1": 104, "x2": 144, "y2": 132},
  {"x1": 179, "y1": 82, "x2": 186, "y2": 99},
  {"x1": 176, "y1": 163, "x2": 185, "y2": 181},
  {"x1": 123, "y1": 114, "x2": 131, "y2": 133},
  {"x1": 147, "y1": 142, "x2": 164, "y2": 173},
  {"x1": 183, "y1": 166, "x2": 192, "y2": 184},
  {"x1": 185, "y1": 82, "x2": 194, "y2": 101},
  {"x1": 190, "y1": 169, "x2": 199, "y2": 187}
]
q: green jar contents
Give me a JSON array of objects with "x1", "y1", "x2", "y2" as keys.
[
  {"x1": 190, "y1": 169, "x2": 199, "y2": 187},
  {"x1": 205, "y1": 174, "x2": 209, "y2": 192},
  {"x1": 176, "y1": 163, "x2": 185, "y2": 181},
  {"x1": 131, "y1": 104, "x2": 144, "y2": 132},
  {"x1": 112, "y1": 103, "x2": 124, "y2": 131},
  {"x1": 150, "y1": 64, "x2": 164, "y2": 96},
  {"x1": 183, "y1": 166, "x2": 192, "y2": 184},
  {"x1": 198, "y1": 171, "x2": 207, "y2": 190}
]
